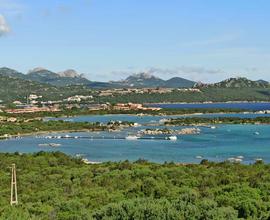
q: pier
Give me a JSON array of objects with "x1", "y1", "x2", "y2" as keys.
[{"x1": 42, "y1": 135, "x2": 178, "y2": 141}]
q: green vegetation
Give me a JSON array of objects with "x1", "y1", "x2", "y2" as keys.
[
  {"x1": 0, "y1": 120, "x2": 134, "y2": 137},
  {"x1": 165, "y1": 117, "x2": 270, "y2": 126},
  {"x1": 0, "y1": 75, "x2": 93, "y2": 103},
  {"x1": 1, "y1": 107, "x2": 246, "y2": 120},
  {"x1": 0, "y1": 152, "x2": 270, "y2": 219},
  {"x1": 1, "y1": 72, "x2": 270, "y2": 104},
  {"x1": 97, "y1": 88, "x2": 270, "y2": 103}
]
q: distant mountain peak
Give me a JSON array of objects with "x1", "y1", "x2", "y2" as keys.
[
  {"x1": 27, "y1": 67, "x2": 48, "y2": 74},
  {"x1": 110, "y1": 72, "x2": 196, "y2": 88},
  {"x1": 57, "y1": 69, "x2": 83, "y2": 78},
  {"x1": 0, "y1": 67, "x2": 25, "y2": 79},
  {"x1": 130, "y1": 72, "x2": 158, "y2": 80}
]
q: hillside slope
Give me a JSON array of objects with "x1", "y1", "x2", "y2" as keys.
[
  {"x1": 0, "y1": 152, "x2": 269, "y2": 219},
  {"x1": 0, "y1": 75, "x2": 92, "y2": 103},
  {"x1": 26, "y1": 68, "x2": 92, "y2": 86},
  {"x1": 207, "y1": 77, "x2": 270, "y2": 88}
]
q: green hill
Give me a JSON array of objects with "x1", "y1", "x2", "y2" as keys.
[
  {"x1": 98, "y1": 87, "x2": 270, "y2": 104},
  {"x1": 0, "y1": 67, "x2": 26, "y2": 79},
  {"x1": 0, "y1": 75, "x2": 92, "y2": 103},
  {"x1": 0, "y1": 152, "x2": 269, "y2": 219},
  {"x1": 206, "y1": 77, "x2": 270, "y2": 88}
]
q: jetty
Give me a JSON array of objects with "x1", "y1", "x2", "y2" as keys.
[{"x1": 41, "y1": 135, "x2": 178, "y2": 141}]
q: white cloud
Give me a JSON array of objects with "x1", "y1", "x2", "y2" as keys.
[
  {"x1": 147, "y1": 66, "x2": 224, "y2": 76},
  {"x1": 109, "y1": 66, "x2": 225, "y2": 83},
  {"x1": 145, "y1": 67, "x2": 225, "y2": 83},
  {"x1": 0, "y1": 14, "x2": 10, "y2": 36}
]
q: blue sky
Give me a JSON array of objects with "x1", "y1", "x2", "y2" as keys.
[{"x1": 0, "y1": 0, "x2": 270, "y2": 82}]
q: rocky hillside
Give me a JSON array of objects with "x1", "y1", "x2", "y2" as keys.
[
  {"x1": 111, "y1": 73, "x2": 196, "y2": 88},
  {"x1": 199, "y1": 77, "x2": 270, "y2": 88},
  {"x1": 0, "y1": 67, "x2": 91, "y2": 87},
  {"x1": 0, "y1": 74, "x2": 92, "y2": 103}
]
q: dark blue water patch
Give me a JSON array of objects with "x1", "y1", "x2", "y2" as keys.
[{"x1": 147, "y1": 102, "x2": 270, "y2": 111}]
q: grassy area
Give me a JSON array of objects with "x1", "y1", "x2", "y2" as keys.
[
  {"x1": 1, "y1": 107, "x2": 248, "y2": 120},
  {"x1": 0, "y1": 75, "x2": 94, "y2": 103},
  {"x1": 165, "y1": 117, "x2": 270, "y2": 126},
  {"x1": 0, "y1": 152, "x2": 270, "y2": 219},
  {"x1": 0, "y1": 120, "x2": 134, "y2": 137},
  {"x1": 97, "y1": 88, "x2": 270, "y2": 104}
]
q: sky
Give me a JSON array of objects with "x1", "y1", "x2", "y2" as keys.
[{"x1": 0, "y1": 0, "x2": 270, "y2": 83}]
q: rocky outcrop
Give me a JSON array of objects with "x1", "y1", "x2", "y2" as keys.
[{"x1": 138, "y1": 128, "x2": 201, "y2": 135}]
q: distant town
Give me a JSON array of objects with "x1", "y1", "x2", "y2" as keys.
[{"x1": 0, "y1": 87, "x2": 203, "y2": 114}]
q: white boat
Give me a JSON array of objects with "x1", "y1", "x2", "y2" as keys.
[
  {"x1": 38, "y1": 143, "x2": 61, "y2": 147},
  {"x1": 227, "y1": 157, "x2": 242, "y2": 163},
  {"x1": 38, "y1": 143, "x2": 50, "y2": 147},
  {"x1": 234, "y1": 158, "x2": 243, "y2": 163},
  {"x1": 125, "y1": 135, "x2": 139, "y2": 140},
  {"x1": 211, "y1": 126, "x2": 216, "y2": 129},
  {"x1": 49, "y1": 143, "x2": 61, "y2": 147},
  {"x1": 254, "y1": 132, "x2": 260, "y2": 135},
  {"x1": 168, "y1": 136, "x2": 177, "y2": 141},
  {"x1": 133, "y1": 123, "x2": 140, "y2": 127}
]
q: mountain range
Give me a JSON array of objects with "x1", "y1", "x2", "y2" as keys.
[
  {"x1": 0, "y1": 67, "x2": 196, "y2": 88},
  {"x1": 0, "y1": 67, "x2": 269, "y2": 89},
  {"x1": 110, "y1": 73, "x2": 196, "y2": 88},
  {"x1": 0, "y1": 67, "x2": 91, "y2": 87}
]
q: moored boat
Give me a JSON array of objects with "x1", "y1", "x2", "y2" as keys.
[
  {"x1": 168, "y1": 136, "x2": 177, "y2": 141},
  {"x1": 125, "y1": 135, "x2": 139, "y2": 140}
]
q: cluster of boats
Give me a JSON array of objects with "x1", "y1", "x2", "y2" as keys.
[
  {"x1": 38, "y1": 143, "x2": 62, "y2": 148},
  {"x1": 44, "y1": 135, "x2": 80, "y2": 139},
  {"x1": 125, "y1": 135, "x2": 178, "y2": 141}
]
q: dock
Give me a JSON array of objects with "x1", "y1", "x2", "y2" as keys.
[{"x1": 42, "y1": 135, "x2": 177, "y2": 141}]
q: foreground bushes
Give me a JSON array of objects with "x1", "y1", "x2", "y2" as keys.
[{"x1": 0, "y1": 152, "x2": 270, "y2": 219}]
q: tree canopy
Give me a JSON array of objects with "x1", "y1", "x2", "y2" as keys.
[{"x1": 0, "y1": 152, "x2": 270, "y2": 219}]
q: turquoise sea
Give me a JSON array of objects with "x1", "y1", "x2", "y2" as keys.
[{"x1": 1, "y1": 112, "x2": 270, "y2": 164}]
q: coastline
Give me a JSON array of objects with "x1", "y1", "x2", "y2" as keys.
[
  {"x1": 0, "y1": 128, "x2": 105, "y2": 140},
  {"x1": 2, "y1": 114, "x2": 270, "y2": 139},
  {"x1": 4, "y1": 100, "x2": 270, "y2": 120},
  {"x1": 144, "y1": 100, "x2": 270, "y2": 105},
  {"x1": 44, "y1": 111, "x2": 266, "y2": 120}
]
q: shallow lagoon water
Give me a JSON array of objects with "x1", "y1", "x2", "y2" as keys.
[{"x1": 1, "y1": 113, "x2": 270, "y2": 164}]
